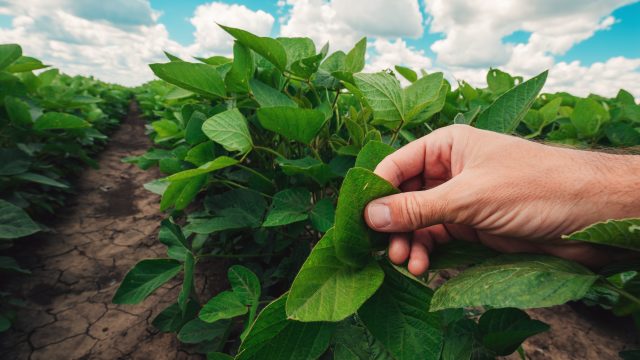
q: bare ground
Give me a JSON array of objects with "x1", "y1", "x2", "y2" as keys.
[{"x1": 0, "y1": 103, "x2": 637, "y2": 359}]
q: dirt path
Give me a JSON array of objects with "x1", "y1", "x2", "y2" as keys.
[{"x1": 0, "y1": 103, "x2": 198, "y2": 359}]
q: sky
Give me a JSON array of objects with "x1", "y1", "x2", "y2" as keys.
[{"x1": 0, "y1": 0, "x2": 638, "y2": 98}]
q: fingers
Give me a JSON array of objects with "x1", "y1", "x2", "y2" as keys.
[
  {"x1": 408, "y1": 241, "x2": 430, "y2": 276},
  {"x1": 388, "y1": 233, "x2": 410, "y2": 264},
  {"x1": 365, "y1": 178, "x2": 461, "y2": 233},
  {"x1": 374, "y1": 125, "x2": 462, "y2": 187}
]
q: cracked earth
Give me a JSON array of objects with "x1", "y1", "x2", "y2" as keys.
[
  {"x1": 0, "y1": 103, "x2": 637, "y2": 360},
  {"x1": 0, "y1": 103, "x2": 226, "y2": 360}
]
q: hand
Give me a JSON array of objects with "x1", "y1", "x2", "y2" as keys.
[{"x1": 364, "y1": 125, "x2": 640, "y2": 276}]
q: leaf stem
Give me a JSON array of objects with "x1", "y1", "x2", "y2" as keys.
[
  {"x1": 601, "y1": 280, "x2": 640, "y2": 307},
  {"x1": 236, "y1": 164, "x2": 274, "y2": 186},
  {"x1": 254, "y1": 145, "x2": 285, "y2": 159}
]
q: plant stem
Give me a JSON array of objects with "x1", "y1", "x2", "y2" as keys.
[
  {"x1": 254, "y1": 145, "x2": 285, "y2": 158},
  {"x1": 389, "y1": 120, "x2": 404, "y2": 146},
  {"x1": 601, "y1": 280, "x2": 640, "y2": 307},
  {"x1": 236, "y1": 164, "x2": 274, "y2": 186}
]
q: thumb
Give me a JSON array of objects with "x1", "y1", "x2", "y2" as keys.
[{"x1": 365, "y1": 183, "x2": 457, "y2": 233}]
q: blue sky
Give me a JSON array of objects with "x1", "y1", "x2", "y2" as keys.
[{"x1": 0, "y1": 0, "x2": 639, "y2": 97}]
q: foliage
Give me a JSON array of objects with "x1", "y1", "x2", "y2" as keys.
[
  {"x1": 113, "y1": 26, "x2": 640, "y2": 359},
  {"x1": 0, "y1": 43, "x2": 131, "y2": 331}
]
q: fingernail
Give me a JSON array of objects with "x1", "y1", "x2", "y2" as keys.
[{"x1": 367, "y1": 203, "x2": 391, "y2": 228}]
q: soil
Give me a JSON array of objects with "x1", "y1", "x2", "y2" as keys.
[{"x1": 0, "y1": 103, "x2": 637, "y2": 359}]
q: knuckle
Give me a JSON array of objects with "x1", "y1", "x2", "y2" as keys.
[{"x1": 399, "y1": 193, "x2": 423, "y2": 228}]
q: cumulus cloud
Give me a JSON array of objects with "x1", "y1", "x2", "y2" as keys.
[
  {"x1": 189, "y1": 2, "x2": 274, "y2": 55},
  {"x1": 365, "y1": 38, "x2": 431, "y2": 72},
  {"x1": 279, "y1": 0, "x2": 424, "y2": 52}
]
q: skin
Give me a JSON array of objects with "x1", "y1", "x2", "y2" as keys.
[{"x1": 364, "y1": 124, "x2": 640, "y2": 276}]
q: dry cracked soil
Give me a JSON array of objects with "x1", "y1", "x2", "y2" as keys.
[{"x1": 0, "y1": 103, "x2": 637, "y2": 360}]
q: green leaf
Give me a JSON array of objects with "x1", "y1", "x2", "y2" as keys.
[
  {"x1": 178, "y1": 318, "x2": 231, "y2": 344},
  {"x1": 334, "y1": 168, "x2": 399, "y2": 268},
  {"x1": 158, "y1": 219, "x2": 188, "y2": 261},
  {"x1": 476, "y1": 70, "x2": 548, "y2": 133},
  {"x1": 430, "y1": 254, "x2": 598, "y2": 310},
  {"x1": 278, "y1": 37, "x2": 316, "y2": 67},
  {"x1": 403, "y1": 72, "x2": 444, "y2": 121},
  {"x1": 359, "y1": 263, "x2": 443, "y2": 360},
  {"x1": 202, "y1": 108, "x2": 253, "y2": 154},
  {"x1": 410, "y1": 81, "x2": 449, "y2": 124},
  {"x1": 178, "y1": 252, "x2": 195, "y2": 313},
  {"x1": 563, "y1": 218, "x2": 640, "y2": 251},
  {"x1": 0, "y1": 149, "x2": 30, "y2": 176},
  {"x1": 0, "y1": 256, "x2": 30, "y2": 274},
  {"x1": 14, "y1": 172, "x2": 69, "y2": 188},
  {"x1": 570, "y1": 98, "x2": 609, "y2": 137},
  {"x1": 309, "y1": 199, "x2": 335, "y2": 233},
  {"x1": 6, "y1": 56, "x2": 48, "y2": 73},
  {"x1": 332, "y1": 321, "x2": 394, "y2": 360},
  {"x1": 263, "y1": 188, "x2": 311, "y2": 227},
  {"x1": 226, "y1": 41, "x2": 255, "y2": 93},
  {"x1": 0, "y1": 199, "x2": 39, "y2": 239},
  {"x1": 220, "y1": 25, "x2": 287, "y2": 71},
  {"x1": 229, "y1": 265, "x2": 261, "y2": 306},
  {"x1": 237, "y1": 295, "x2": 335, "y2": 360},
  {"x1": 478, "y1": 308, "x2": 549, "y2": 356},
  {"x1": 152, "y1": 119, "x2": 181, "y2": 141},
  {"x1": 605, "y1": 122, "x2": 640, "y2": 146},
  {"x1": 150, "y1": 62, "x2": 226, "y2": 98},
  {"x1": 167, "y1": 156, "x2": 238, "y2": 182},
  {"x1": 428, "y1": 241, "x2": 499, "y2": 270},
  {"x1": 186, "y1": 189, "x2": 266, "y2": 234},
  {"x1": 207, "y1": 353, "x2": 233, "y2": 360},
  {"x1": 113, "y1": 259, "x2": 182, "y2": 304},
  {"x1": 354, "y1": 72, "x2": 404, "y2": 126},
  {"x1": 152, "y1": 301, "x2": 199, "y2": 333},
  {"x1": 441, "y1": 318, "x2": 487, "y2": 360},
  {"x1": 286, "y1": 229, "x2": 384, "y2": 322},
  {"x1": 34, "y1": 112, "x2": 90, "y2": 130},
  {"x1": 185, "y1": 111, "x2": 209, "y2": 145},
  {"x1": 354, "y1": 141, "x2": 395, "y2": 171},
  {"x1": 185, "y1": 141, "x2": 216, "y2": 166},
  {"x1": 0, "y1": 44, "x2": 21, "y2": 70},
  {"x1": 257, "y1": 107, "x2": 327, "y2": 144},
  {"x1": 344, "y1": 37, "x2": 367, "y2": 73},
  {"x1": 277, "y1": 157, "x2": 334, "y2": 186},
  {"x1": 486, "y1": 68, "x2": 515, "y2": 95},
  {"x1": 160, "y1": 175, "x2": 206, "y2": 211},
  {"x1": 250, "y1": 79, "x2": 297, "y2": 108},
  {"x1": 4, "y1": 96, "x2": 32, "y2": 126},
  {"x1": 394, "y1": 65, "x2": 418, "y2": 83},
  {"x1": 199, "y1": 291, "x2": 248, "y2": 323},
  {"x1": 0, "y1": 314, "x2": 11, "y2": 332},
  {"x1": 539, "y1": 97, "x2": 562, "y2": 125}
]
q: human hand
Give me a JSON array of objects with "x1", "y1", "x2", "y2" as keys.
[{"x1": 364, "y1": 125, "x2": 640, "y2": 276}]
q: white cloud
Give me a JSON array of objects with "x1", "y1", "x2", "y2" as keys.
[
  {"x1": 365, "y1": 38, "x2": 431, "y2": 72},
  {"x1": 189, "y1": 2, "x2": 275, "y2": 55},
  {"x1": 279, "y1": 0, "x2": 423, "y2": 52}
]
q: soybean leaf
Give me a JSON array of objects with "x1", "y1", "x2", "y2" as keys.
[
  {"x1": 199, "y1": 291, "x2": 248, "y2": 323},
  {"x1": 334, "y1": 168, "x2": 399, "y2": 268},
  {"x1": 34, "y1": 112, "x2": 90, "y2": 130},
  {"x1": 0, "y1": 44, "x2": 21, "y2": 70},
  {"x1": 226, "y1": 41, "x2": 255, "y2": 93},
  {"x1": 395, "y1": 65, "x2": 418, "y2": 83},
  {"x1": 476, "y1": 70, "x2": 548, "y2": 133},
  {"x1": 152, "y1": 300, "x2": 199, "y2": 333},
  {"x1": 186, "y1": 189, "x2": 266, "y2": 234},
  {"x1": 263, "y1": 188, "x2": 311, "y2": 227},
  {"x1": 14, "y1": 172, "x2": 69, "y2": 188},
  {"x1": 178, "y1": 252, "x2": 195, "y2": 313},
  {"x1": 286, "y1": 229, "x2": 384, "y2": 322},
  {"x1": 539, "y1": 97, "x2": 562, "y2": 125},
  {"x1": 354, "y1": 72, "x2": 404, "y2": 126},
  {"x1": 160, "y1": 175, "x2": 207, "y2": 211},
  {"x1": 309, "y1": 198, "x2": 335, "y2": 233},
  {"x1": 202, "y1": 108, "x2": 253, "y2": 154},
  {"x1": 441, "y1": 318, "x2": 489, "y2": 360},
  {"x1": 343, "y1": 37, "x2": 367, "y2": 73},
  {"x1": 428, "y1": 241, "x2": 499, "y2": 270},
  {"x1": 0, "y1": 256, "x2": 30, "y2": 274},
  {"x1": 237, "y1": 295, "x2": 335, "y2": 360},
  {"x1": 332, "y1": 321, "x2": 393, "y2": 360},
  {"x1": 4, "y1": 96, "x2": 32, "y2": 126},
  {"x1": 250, "y1": 79, "x2": 297, "y2": 108},
  {"x1": 478, "y1": 308, "x2": 549, "y2": 356},
  {"x1": 207, "y1": 353, "x2": 233, "y2": 360},
  {"x1": 113, "y1": 259, "x2": 182, "y2": 304},
  {"x1": 158, "y1": 219, "x2": 188, "y2": 261},
  {"x1": 570, "y1": 98, "x2": 610, "y2": 138},
  {"x1": 220, "y1": 25, "x2": 287, "y2": 71},
  {"x1": 277, "y1": 157, "x2": 334, "y2": 185},
  {"x1": 278, "y1": 37, "x2": 316, "y2": 67},
  {"x1": 563, "y1": 218, "x2": 640, "y2": 251},
  {"x1": 185, "y1": 141, "x2": 216, "y2": 166},
  {"x1": 257, "y1": 107, "x2": 327, "y2": 144},
  {"x1": 178, "y1": 318, "x2": 231, "y2": 345},
  {"x1": 0, "y1": 199, "x2": 40, "y2": 239},
  {"x1": 229, "y1": 265, "x2": 261, "y2": 307},
  {"x1": 359, "y1": 263, "x2": 443, "y2": 360},
  {"x1": 150, "y1": 62, "x2": 226, "y2": 98},
  {"x1": 403, "y1": 72, "x2": 444, "y2": 121},
  {"x1": 166, "y1": 156, "x2": 238, "y2": 181},
  {"x1": 605, "y1": 122, "x2": 640, "y2": 146},
  {"x1": 354, "y1": 140, "x2": 395, "y2": 171},
  {"x1": 185, "y1": 111, "x2": 209, "y2": 145},
  {"x1": 486, "y1": 68, "x2": 515, "y2": 95},
  {"x1": 430, "y1": 254, "x2": 598, "y2": 310},
  {"x1": 0, "y1": 149, "x2": 30, "y2": 176},
  {"x1": 6, "y1": 56, "x2": 48, "y2": 73},
  {"x1": 410, "y1": 81, "x2": 449, "y2": 124}
]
